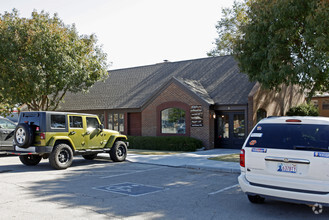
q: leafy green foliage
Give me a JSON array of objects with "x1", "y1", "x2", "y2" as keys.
[
  {"x1": 0, "y1": 9, "x2": 109, "y2": 112},
  {"x1": 167, "y1": 108, "x2": 185, "y2": 124},
  {"x1": 128, "y1": 136, "x2": 203, "y2": 151},
  {"x1": 286, "y1": 103, "x2": 319, "y2": 116},
  {"x1": 234, "y1": 0, "x2": 329, "y2": 102},
  {"x1": 208, "y1": 0, "x2": 250, "y2": 56}
]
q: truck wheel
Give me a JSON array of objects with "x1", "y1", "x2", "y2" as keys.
[
  {"x1": 82, "y1": 153, "x2": 98, "y2": 160},
  {"x1": 110, "y1": 141, "x2": 127, "y2": 162},
  {"x1": 49, "y1": 144, "x2": 73, "y2": 170},
  {"x1": 19, "y1": 155, "x2": 42, "y2": 166},
  {"x1": 14, "y1": 123, "x2": 34, "y2": 148}
]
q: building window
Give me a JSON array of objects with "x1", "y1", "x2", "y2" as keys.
[
  {"x1": 218, "y1": 115, "x2": 229, "y2": 138},
  {"x1": 108, "y1": 113, "x2": 124, "y2": 132},
  {"x1": 161, "y1": 108, "x2": 186, "y2": 134},
  {"x1": 311, "y1": 100, "x2": 318, "y2": 109},
  {"x1": 233, "y1": 114, "x2": 245, "y2": 138},
  {"x1": 323, "y1": 100, "x2": 329, "y2": 110},
  {"x1": 257, "y1": 109, "x2": 267, "y2": 122}
]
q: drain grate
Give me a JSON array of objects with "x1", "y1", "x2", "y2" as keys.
[{"x1": 93, "y1": 182, "x2": 164, "y2": 196}]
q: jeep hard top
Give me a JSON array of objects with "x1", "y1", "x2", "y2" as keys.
[{"x1": 12, "y1": 111, "x2": 128, "y2": 169}]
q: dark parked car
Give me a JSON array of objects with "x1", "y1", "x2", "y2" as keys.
[{"x1": 0, "y1": 117, "x2": 16, "y2": 151}]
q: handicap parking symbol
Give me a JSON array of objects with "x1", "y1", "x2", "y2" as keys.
[{"x1": 93, "y1": 182, "x2": 164, "y2": 196}]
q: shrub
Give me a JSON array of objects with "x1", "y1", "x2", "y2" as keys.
[
  {"x1": 127, "y1": 136, "x2": 203, "y2": 151},
  {"x1": 286, "y1": 103, "x2": 319, "y2": 116}
]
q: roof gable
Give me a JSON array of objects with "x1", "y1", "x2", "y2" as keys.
[{"x1": 142, "y1": 77, "x2": 214, "y2": 109}]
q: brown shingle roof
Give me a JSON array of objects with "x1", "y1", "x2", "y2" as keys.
[{"x1": 59, "y1": 56, "x2": 256, "y2": 111}]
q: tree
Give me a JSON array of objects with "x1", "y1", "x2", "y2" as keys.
[
  {"x1": 0, "y1": 9, "x2": 109, "y2": 112},
  {"x1": 234, "y1": 0, "x2": 329, "y2": 103},
  {"x1": 208, "y1": 0, "x2": 250, "y2": 56},
  {"x1": 286, "y1": 103, "x2": 318, "y2": 116}
]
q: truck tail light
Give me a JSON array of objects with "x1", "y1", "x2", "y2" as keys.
[
  {"x1": 286, "y1": 119, "x2": 302, "y2": 123},
  {"x1": 240, "y1": 149, "x2": 245, "y2": 167},
  {"x1": 40, "y1": 133, "x2": 46, "y2": 140}
]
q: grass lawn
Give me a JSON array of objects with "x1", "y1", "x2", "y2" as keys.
[
  {"x1": 128, "y1": 149, "x2": 186, "y2": 155},
  {"x1": 208, "y1": 153, "x2": 240, "y2": 163}
]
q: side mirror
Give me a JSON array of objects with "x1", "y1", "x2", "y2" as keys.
[{"x1": 99, "y1": 124, "x2": 104, "y2": 131}]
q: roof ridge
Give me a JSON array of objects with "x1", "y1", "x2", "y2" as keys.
[{"x1": 109, "y1": 55, "x2": 233, "y2": 72}]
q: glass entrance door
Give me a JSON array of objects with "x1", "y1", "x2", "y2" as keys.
[{"x1": 216, "y1": 112, "x2": 246, "y2": 148}]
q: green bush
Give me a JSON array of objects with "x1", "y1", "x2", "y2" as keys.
[
  {"x1": 127, "y1": 136, "x2": 203, "y2": 151},
  {"x1": 286, "y1": 103, "x2": 319, "y2": 116}
]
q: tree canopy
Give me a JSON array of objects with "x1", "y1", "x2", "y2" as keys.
[
  {"x1": 0, "y1": 9, "x2": 109, "y2": 113},
  {"x1": 234, "y1": 0, "x2": 329, "y2": 102},
  {"x1": 207, "y1": 0, "x2": 250, "y2": 56}
]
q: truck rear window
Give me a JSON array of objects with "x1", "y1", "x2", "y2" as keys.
[
  {"x1": 246, "y1": 124, "x2": 329, "y2": 152},
  {"x1": 20, "y1": 112, "x2": 40, "y2": 127}
]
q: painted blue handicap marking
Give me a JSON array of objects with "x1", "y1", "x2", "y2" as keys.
[{"x1": 93, "y1": 182, "x2": 164, "y2": 196}]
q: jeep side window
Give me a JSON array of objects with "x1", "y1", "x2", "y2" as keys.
[
  {"x1": 86, "y1": 117, "x2": 99, "y2": 129},
  {"x1": 69, "y1": 116, "x2": 83, "y2": 128},
  {"x1": 51, "y1": 115, "x2": 66, "y2": 129}
]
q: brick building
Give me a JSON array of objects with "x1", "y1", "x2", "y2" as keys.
[
  {"x1": 311, "y1": 93, "x2": 329, "y2": 117},
  {"x1": 59, "y1": 56, "x2": 305, "y2": 149}
]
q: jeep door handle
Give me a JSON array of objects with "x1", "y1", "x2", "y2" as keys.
[
  {"x1": 69, "y1": 131, "x2": 76, "y2": 135},
  {"x1": 84, "y1": 131, "x2": 91, "y2": 135}
]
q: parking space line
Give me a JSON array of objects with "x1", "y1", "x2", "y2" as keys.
[
  {"x1": 208, "y1": 184, "x2": 239, "y2": 195},
  {"x1": 100, "y1": 167, "x2": 165, "y2": 179}
]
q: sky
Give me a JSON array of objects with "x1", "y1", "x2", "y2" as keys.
[{"x1": 0, "y1": 0, "x2": 235, "y2": 70}]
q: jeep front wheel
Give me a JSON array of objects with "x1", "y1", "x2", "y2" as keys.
[
  {"x1": 110, "y1": 141, "x2": 127, "y2": 162},
  {"x1": 49, "y1": 144, "x2": 73, "y2": 170},
  {"x1": 19, "y1": 155, "x2": 42, "y2": 166}
]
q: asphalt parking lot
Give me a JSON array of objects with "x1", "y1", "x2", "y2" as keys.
[{"x1": 0, "y1": 155, "x2": 328, "y2": 219}]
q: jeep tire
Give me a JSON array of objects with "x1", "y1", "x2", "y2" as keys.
[
  {"x1": 14, "y1": 123, "x2": 34, "y2": 148},
  {"x1": 19, "y1": 155, "x2": 42, "y2": 166},
  {"x1": 110, "y1": 141, "x2": 127, "y2": 162},
  {"x1": 49, "y1": 144, "x2": 73, "y2": 170},
  {"x1": 82, "y1": 153, "x2": 98, "y2": 160}
]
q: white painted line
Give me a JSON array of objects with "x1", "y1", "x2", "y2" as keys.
[
  {"x1": 100, "y1": 167, "x2": 165, "y2": 179},
  {"x1": 208, "y1": 184, "x2": 239, "y2": 195}
]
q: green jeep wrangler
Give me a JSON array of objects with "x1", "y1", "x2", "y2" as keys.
[{"x1": 12, "y1": 111, "x2": 128, "y2": 169}]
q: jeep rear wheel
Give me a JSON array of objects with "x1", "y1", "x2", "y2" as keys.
[
  {"x1": 49, "y1": 144, "x2": 73, "y2": 170},
  {"x1": 110, "y1": 141, "x2": 127, "y2": 162},
  {"x1": 14, "y1": 123, "x2": 34, "y2": 148},
  {"x1": 19, "y1": 155, "x2": 42, "y2": 166},
  {"x1": 82, "y1": 153, "x2": 98, "y2": 160}
]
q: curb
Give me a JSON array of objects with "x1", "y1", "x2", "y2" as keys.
[{"x1": 184, "y1": 164, "x2": 241, "y2": 174}]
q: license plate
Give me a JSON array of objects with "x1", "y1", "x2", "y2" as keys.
[{"x1": 277, "y1": 163, "x2": 297, "y2": 173}]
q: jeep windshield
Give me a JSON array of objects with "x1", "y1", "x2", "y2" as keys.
[{"x1": 246, "y1": 124, "x2": 329, "y2": 152}]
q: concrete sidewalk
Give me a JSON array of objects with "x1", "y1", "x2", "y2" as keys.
[{"x1": 125, "y1": 149, "x2": 241, "y2": 174}]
